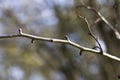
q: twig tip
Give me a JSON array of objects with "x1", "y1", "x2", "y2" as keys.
[
  {"x1": 31, "y1": 39, "x2": 34, "y2": 43},
  {"x1": 79, "y1": 50, "x2": 83, "y2": 56},
  {"x1": 65, "y1": 35, "x2": 70, "y2": 41},
  {"x1": 19, "y1": 28, "x2": 22, "y2": 34}
]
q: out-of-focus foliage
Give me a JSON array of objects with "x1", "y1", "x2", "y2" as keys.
[{"x1": 0, "y1": 0, "x2": 120, "y2": 80}]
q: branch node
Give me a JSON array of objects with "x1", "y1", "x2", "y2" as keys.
[
  {"x1": 31, "y1": 39, "x2": 34, "y2": 43},
  {"x1": 92, "y1": 46, "x2": 100, "y2": 50},
  {"x1": 65, "y1": 35, "x2": 70, "y2": 41},
  {"x1": 91, "y1": 18, "x2": 101, "y2": 27},
  {"x1": 88, "y1": 32, "x2": 91, "y2": 35},
  {"x1": 19, "y1": 28, "x2": 23, "y2": 34},
  {"x1": 50, "y1": 39, "x2": 54, "y2": 42},
  {"x1": 89, "y1": 33, "x2": 103, "y2": 54},
  {"x1": 79, "y1": 49, "x2": 83, "y2": 56}
]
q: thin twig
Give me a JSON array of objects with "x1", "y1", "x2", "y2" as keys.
[
  {"x1": 0, "y1": 28, "x2": 120, "y2": 61},
  {"x1": 77, "y1": 4, "x2": 120, "y2": 39},
  {"x1": 78, "y1": 15, "x2": 103, "y2": 54},
  {"x1": 79, "y1": 49, "x2": 83, "y2": 56}
]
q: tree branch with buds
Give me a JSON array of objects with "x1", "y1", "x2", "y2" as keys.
[{"x1": 0, "y1": 28, "x2": 120, "y2": 61}]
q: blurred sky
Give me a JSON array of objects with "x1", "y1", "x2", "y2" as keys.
[{"x1": 0, "y1": 0, "x2": 74, "y2": 32}]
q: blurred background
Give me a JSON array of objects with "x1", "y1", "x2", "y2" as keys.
[{"x1": 0, "y1": 0, "x2": 120, "y2": 80}]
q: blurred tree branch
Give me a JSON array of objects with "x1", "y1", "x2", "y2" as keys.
[{"x1": 77, "y1": 4, "x2": 120, "y2": 39}]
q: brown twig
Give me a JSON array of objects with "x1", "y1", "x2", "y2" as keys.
[
  {"x1": 0, "y1": 28, "x2": 120, "y2": 61},
  {"x1": 77, "y1": 4, "x2": 120, "y2": 39},
  {"x1": 78, "y1": 15, "x2": 103, "y2": 54}
]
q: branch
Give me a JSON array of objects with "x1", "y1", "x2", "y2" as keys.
[
  {"x1": 77, "y1": 4, "x2": 120, "y2": 39},
  {"x1": 78, "y1": 16, "x2": 103, "y2": 54},
  {"x1": 0, "y1": 28, "x2": 120, "y2": 61}
]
